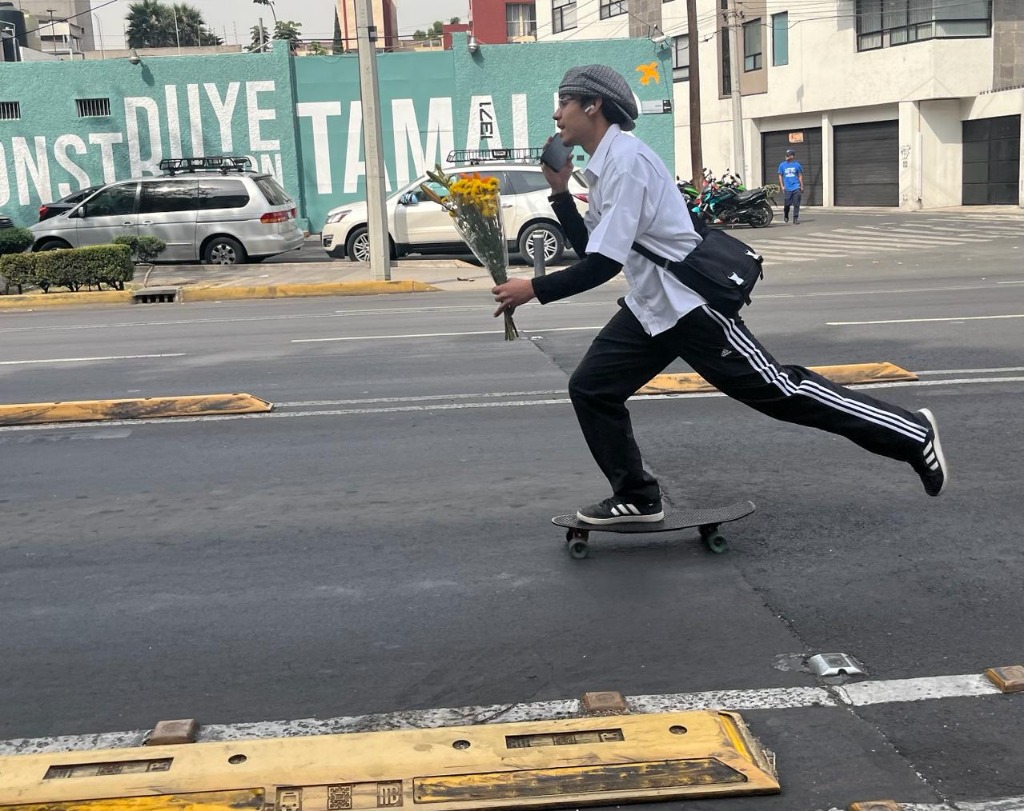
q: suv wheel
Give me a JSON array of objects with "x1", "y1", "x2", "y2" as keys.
[
  {"x1": 345, "y1": 227, "x2": 396, "y2": 262},
  {"x1": 203, "y1": 236, "x2": 247, "y2": 265},
  {"x1": 346, "y1": 226, "x2": 371, "y2": 263},
  {"x1": 519, "y1": 223, "x2": 565, "y2": 265}
]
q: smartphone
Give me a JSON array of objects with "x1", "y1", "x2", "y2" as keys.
[{"x1": 540, "y1": 134, "x2": 573, "y2": 171}]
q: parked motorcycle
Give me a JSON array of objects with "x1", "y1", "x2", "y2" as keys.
[{"x1": 697, "y1": 184, "x2": 774, "y2": 228}]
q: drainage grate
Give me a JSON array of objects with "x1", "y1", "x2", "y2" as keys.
[{"x1": 132, "y1": 287, "x2": 179, "y2": 304}]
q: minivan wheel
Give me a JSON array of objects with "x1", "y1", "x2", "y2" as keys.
[
  {"x1": 203, "y1": 236, "x2": 247, "y2": 265},
  {"x1": 519, "y1": 223, "x2": 565, "y2": 265},
  {"x1": 37, "y1": 239, "x2": 72, "y2": 252}
]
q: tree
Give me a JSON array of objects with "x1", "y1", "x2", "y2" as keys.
[
  {"x1": 247, "y1": 18, "x2": 301, "y2": 52},
  {"x1": 306, "y1": 41, "x2": 327, "y2": 55},
  {"x1": 331, "y1": 8, "x2": 344, "y2": 53},
  {"x1": 126, "y1": 0, "x2": 173, "y2": 48},
  {"x1": 125, "y1": 0, "x2": 219, "y2": 48}
]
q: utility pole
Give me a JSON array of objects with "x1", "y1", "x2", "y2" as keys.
[
  {"x1": 354, "y1": 0, "x2": 391, "y2": 280},
  {"x1": 686, "y1": 0, "x2": 702, "y2": 189},
  {"x1": 726, "y1": 0, "x2": 746, "y2": 182}
]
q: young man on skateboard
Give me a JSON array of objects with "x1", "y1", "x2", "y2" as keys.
[{"x1": 491, "y1": 64, "x2": 948, "y2": 525}]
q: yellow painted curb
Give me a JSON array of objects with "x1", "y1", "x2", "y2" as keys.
[
  {"x1": 0, "y1": 711, "x2": 779, "y2": 809},
  {"x1": 0, "y1": 291, "x2": 132, "y2": 309},
  {"x1": 0, "y1": 282, "x2": 438, "y2": 309},
  {"x1": 638, "y1": 361, "x2": 918, "y2": 395},
  {"x1": 0, "y1": 393, "x2": 273, "y2": 427},
  {"x1": 181, "y1": 281, "x2": 439, "y2": 301}
]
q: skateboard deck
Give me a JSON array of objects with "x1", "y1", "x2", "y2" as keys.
[{"x1": 552, "y1": 500, "x2": 756, "y2": 559}]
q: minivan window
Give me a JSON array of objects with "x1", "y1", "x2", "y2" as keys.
[
  {"x1": 83, "y1": 183, "x2": 137, "y2": 218},
  {"x1": 505, "y1": 171, "x2": 550, "y2": 195},
  {"x1": 254, "y1": 175, "x2": 291, "y2": 206},
  {"x1": 140, "y1": 180, "x2": 197, "y2": 214},
  {"x1": 197, "y1": 179, "x2": 250, "y2": 210}
]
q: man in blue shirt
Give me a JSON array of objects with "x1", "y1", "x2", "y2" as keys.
[{"x1": 777, "y1": 149, "x2": 804, "y2": 224}]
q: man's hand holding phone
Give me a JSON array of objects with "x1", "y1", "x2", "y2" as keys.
[{"x1": 540, "y1": 134, "x2": 573, "y2": 193}]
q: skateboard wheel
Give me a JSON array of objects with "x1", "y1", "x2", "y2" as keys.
[
  {"x1": 704, "y1": 531, "x2": 728, "y2": 554},
  {"x1": 568, "y1": 540, "x2": 590, "y2": 559}
]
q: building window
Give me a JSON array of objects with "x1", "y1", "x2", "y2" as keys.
[
  {"x1": 772, "y1": 12, "x2": 789, "y2": 65},
  {"x1": 600, "y1": 0, "x2": 627, "y2": 20},
  {"x1": 672, "y1": 34, "x2": 689, "y2": 81},
  {"x1": 553, "y1": 0, "x2": 577, "y2": 33},
  {"x1": 76, "y1": 98, "x2": 111, "y2": 117},
  {"x1": 507, "y1": 3, "x2": 537, "y2": 38},
  {"x1": 0, "y1": 101, "x2": 21, "y2": 120},
  {"x1": 743, "y1": 18, "x2": 762, "y2": 70},
  {"x1": 856, "y1": 0, "x2": 991, "y2": 51},
  {"x1": 721, "y1": 27, "x2": 731, "y2": 95}
]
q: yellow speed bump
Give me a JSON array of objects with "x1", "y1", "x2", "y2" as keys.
[
  {"x1": 638, "y1": 361, "x2": 918, "y2": 395},
  {"x1": 0, "y1": 394, "x2": 273, "y2": 427},
  {"x1": 0, "y1": 711, "x2": 779, "y2": 809}
]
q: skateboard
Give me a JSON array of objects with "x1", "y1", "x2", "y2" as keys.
[{"x1": 552, "y1": 500, "x2": 756, "y2": 559}]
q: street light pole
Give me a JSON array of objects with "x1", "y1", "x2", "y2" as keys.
[
  {"x1": 172, "y1": 5, "x2": 181, "y2": 53},
  {"x1": 354, "y1": 0, "x2": 391, "y2": 280},
  {"x1": 92, "y1": 12, "x2": 104, "y2": 58},
  {"x1": 46, "y1": 9, "x2": 56, "y2": 54}
]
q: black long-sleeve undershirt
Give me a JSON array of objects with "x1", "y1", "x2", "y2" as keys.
[{"x1": 530, "y1": 192, "x2": 622, "y2": 305}]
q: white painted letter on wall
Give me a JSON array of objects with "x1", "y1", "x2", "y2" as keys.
[{"x1": 296, "y1": 101, "x2": 342, "y2": 194}]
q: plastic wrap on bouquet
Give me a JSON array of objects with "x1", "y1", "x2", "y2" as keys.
[
  {"x1": 452, "y1": 215, "x2": 518, "y2": 341},
  {"x1": 420, "y1": 167, "x2": 519, "y2": 341}
]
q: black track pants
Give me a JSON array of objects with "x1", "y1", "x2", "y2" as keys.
[{"x1": 567, "y1": 303, "x2": 929, "y2": 502}]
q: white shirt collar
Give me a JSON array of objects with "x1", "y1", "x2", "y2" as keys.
[{"x1": 584, "y1": 124, "x2": 623, "y2": 181}]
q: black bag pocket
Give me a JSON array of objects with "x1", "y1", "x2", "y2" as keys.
[{"x1": 633, "y1": 230, "x2": 764, "y2": 316}]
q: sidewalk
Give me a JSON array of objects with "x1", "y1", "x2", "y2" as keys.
[
  {"x1": 140, "y1": 256, "x2": 540, "y2": 294},
  {"x1": 0, "y1": 255, "x2": 551, "y2": 309}
]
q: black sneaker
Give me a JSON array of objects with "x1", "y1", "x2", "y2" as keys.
[
  {"x1": 576, "y1": 497, "x2": 664, "y2": 525},
  {"x1": 913, "y1": 408, "x2": 948, "y2": 496},
  {"x1": 784, "y1": 216, "x2": 789, "y2": 223}
]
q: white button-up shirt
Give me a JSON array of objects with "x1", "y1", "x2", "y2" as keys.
[{"x1": 584, "y1": 125, "x2": 705, "y2": 336}]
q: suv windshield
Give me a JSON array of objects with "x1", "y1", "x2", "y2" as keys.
[{"x1": 255, "y1": 176, "x2": 291, "y2": 206}]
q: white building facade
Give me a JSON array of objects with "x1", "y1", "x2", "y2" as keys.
[{"x1": 536, "y1": 0, "x2": 1024, "y2": 208}]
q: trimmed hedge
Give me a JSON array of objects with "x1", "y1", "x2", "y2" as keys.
[
  {"x1": 0, "y1": 227, "x2": 33, "y2": 256},
  {"x1": 0, "y1": 244, "x2": 134, "y2": 293},
  {"x1": 113, "y1": 234, "x2": 167, "y2": 263}
]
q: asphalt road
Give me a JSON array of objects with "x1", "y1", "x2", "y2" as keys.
[{"x1": 1, "y1": 209, "x2": 1023, "y2": 809}]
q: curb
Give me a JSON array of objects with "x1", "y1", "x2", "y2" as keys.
[
  {"x1": 0, "y1": 281, "x2": 439, "y2": 309},
  {"x1": 0, "y1": 393, "x2": 273, "y2": 427}
]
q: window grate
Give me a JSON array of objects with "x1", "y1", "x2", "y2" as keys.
[
  {"x1": 0, "y1": 101, "x2": 21, "y2": 120},
  {"x1": 76, "y1": 98, "x2": 111, "y2": 117}
]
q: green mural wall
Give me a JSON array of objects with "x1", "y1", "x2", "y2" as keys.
[
  {"x1": 0, "y1": 34, "x2": 674, "y2": 233},
  {"x1": 0, "y1": 45, "x2": 302, "y2": 228},
  {"x1": 292, "y1": 33, "x2": 673, "y2": 228}
]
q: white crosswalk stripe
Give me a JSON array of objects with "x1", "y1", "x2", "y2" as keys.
[{"x1": 754, "y1": 216, "x2": 1022, "y2": 265}]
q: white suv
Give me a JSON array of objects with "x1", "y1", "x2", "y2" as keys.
[{"x1": 321, "y1": 159, "x2": 589, "y2": 265}]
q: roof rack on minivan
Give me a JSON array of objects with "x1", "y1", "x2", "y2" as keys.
[
  {"x1": 159, "y1": 156, "x2": 253, "y2": 175},
  {"x1": 447, "y1": 147, "x2": 544, "y2": 165}
]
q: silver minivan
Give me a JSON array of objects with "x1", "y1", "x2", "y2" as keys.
[{"x1": 29, "y1": 157, "x2": 304, "y2": 264}]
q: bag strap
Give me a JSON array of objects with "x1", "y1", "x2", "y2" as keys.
[{"x1": 631, "y1": 241, "x2": 671, "y2": 268}]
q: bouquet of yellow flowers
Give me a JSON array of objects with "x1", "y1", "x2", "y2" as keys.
[{"x1": 420, "y1": 165, "x2": 519, "y2": 340}]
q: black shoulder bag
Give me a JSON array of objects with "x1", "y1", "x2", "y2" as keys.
[{"x1": 632, "y1": 230, "x2": 764, "y2": 318}]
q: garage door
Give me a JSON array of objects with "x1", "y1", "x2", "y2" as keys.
[
  {"x1": 833, "y1": 121, "x2": 898, "y2": 206},
  {"x1": 762, "y1": 129, "x2": 822, "y2": 206},
  {"x1": 963, "y1": 115, "x2": 1020, "y2": 205}
]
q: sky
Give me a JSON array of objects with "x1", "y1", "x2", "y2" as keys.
[{"x1": 92, "y1": 0, "x2": 471, "y2": 50}]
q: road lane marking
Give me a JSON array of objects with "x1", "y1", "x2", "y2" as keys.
[
  {"x1": 828, "y1": 314, "x2": 1024, "y2": 326},
  {"x1": 0, "y1": 354, "x2": 186, "y2": 366},
  {"x1": 0, "y1": 375, "x2": 1021, "y2": 433},
  {"x1": 292, "y1": 326, "x2": 606, "y2": 342},
  {"x1": 0, "y1": 671, "x2": 1010, "y2": 756}
]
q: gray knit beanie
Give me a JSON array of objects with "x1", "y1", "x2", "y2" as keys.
[{"x1": 559, "y1": 65, "x2": 639, "y2": 131}]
